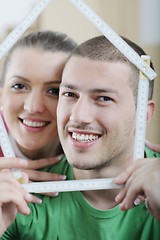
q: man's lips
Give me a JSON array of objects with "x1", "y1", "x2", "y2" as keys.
[{"x1": 69, "y1": 131, "x2": 101, "y2": 143}]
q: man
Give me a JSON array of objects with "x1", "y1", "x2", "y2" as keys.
[{"x1": 1, "y1": 35, "x2": 160, "y2": 239}]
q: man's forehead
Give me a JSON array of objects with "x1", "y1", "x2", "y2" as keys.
[{"x1": 63, "y1": 57, "x2": 131, "y2": 82}]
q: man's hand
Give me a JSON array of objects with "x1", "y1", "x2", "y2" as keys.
[
  {"x1": 114, "y1": 158, "x2": 160, "y2": 220},
  {"x1": 145, "y1": 140, "x2": 160, "y2": 153}
]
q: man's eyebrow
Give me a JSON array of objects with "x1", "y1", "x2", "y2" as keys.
[
  {"x1": 92, "y1": 88, "x2": 119, "y2": 95},
  {"x1": 60, "y1": 83, "x2": 77, "y2": 90},
  {"x1": 60, "y1": 83, "x2": 119, "y2": 95}
]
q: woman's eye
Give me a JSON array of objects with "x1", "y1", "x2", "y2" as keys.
[
  {"x1": 11, "y1": 83, "x2": 26, "y2": 90},
  {"x1": 48, "y1": 88, "x2": 59, "y2": 96}
]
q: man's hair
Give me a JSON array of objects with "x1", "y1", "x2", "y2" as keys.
[
  {"x1": 67, "y1": 35, "x2": 154, "y2": 102},
  {"x1": 0, "y1": 30, "x2": 77, "y2": 86}
]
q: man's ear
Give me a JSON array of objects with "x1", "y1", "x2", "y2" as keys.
[{"x1": 146, "y1": 100, "x2": 155, "y2": 125}]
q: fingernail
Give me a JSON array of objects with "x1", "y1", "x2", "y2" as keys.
[
  {"x1": 134, "y1": 198, "x2": 141, "y2": 206},
  {"x1": 57, "y1": 154, "x2": 63, "y2": 160},
  {"x1": 51, "y1": 192, "x2": 59, "y2": 197},
  {"x1": 25, "y1": 193, "x2": 42, "y2": 204},
  {"x1": 37, "y1": 198, "x2": 42, "y2": 204},
  {"x1": 145, "y1": 198, "x2": 148, "y2": 209},
  {"x1": 59, "y1": 175, "x2": 66, "y2": 180}
]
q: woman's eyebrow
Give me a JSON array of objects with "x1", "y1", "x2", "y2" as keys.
[
  {"x1": 10, "y1": 75, "x2": 30, "y2": 82},
  {"x1": 10, "y1": 75, "x2": 61, "y2": 85},
  {"x1": 44, "y1": 80, "x2": 61, "y2": 86}
]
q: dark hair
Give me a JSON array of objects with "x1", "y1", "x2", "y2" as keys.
[
  {"x1": 0, "y1": 30, "x2": 77, "y2": 86},
  {"x1": 67, "y1": 35, "x2": 154, "y2": 101}
]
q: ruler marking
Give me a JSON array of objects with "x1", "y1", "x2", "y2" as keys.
[
  {"x1": 23, "y1": 178, "x2": 121, "y2": 193},
  {"x1": 0, "y1": 115, "x2": 22, "y2": 180}
]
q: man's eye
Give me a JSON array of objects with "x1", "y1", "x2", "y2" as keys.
[
  {"x1": 64, "y1": 92, "x2": 76, "y2": 97},
  {"x1": 48, "y1": 88, "x2": 59, "y2": 96},
  {"x1": 11, "y1": 83, "x2": 26, "y2": 90},
  {"x1": 99, "y1": 96, "x2": 112, "y2": 102}
]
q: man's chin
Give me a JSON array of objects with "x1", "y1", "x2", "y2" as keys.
[{"x1": 71, "y1": 162, "x2": 96, "y2": 171}]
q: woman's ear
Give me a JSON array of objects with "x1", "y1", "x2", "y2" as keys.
[{"x1": 146, "y1": 100, "x2": 155, "y2": 125}]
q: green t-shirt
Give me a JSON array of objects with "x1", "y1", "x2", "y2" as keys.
[{"x1": 1, "y1": 148, "x2": 160, "y2": 240}]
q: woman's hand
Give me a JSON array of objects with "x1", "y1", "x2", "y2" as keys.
[
  {"x1": 0, "y1": 162, "x2": 32, "y2": 236},
  {"x1": 0, "y1": 156, "x2": 66, "y2": 199},
  {"x1": 22, "y1": 155, "x2": 66, "y2": 197}
]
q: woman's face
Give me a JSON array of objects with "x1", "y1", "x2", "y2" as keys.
[{"x1": 2, "y1": 47, "x2": 69, "y2": 157}]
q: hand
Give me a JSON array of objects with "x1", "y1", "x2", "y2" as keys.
[
  {"x1": 23, "y1": 156, "x2": 66, "y2": 197},
  {"x1": 0, "y1": 170, "x2": 32, "y2": 237},
  {"x1": 0, "y1": 157, "x2": 42, "y2": 204},
  {"x1": 114, "y1": 158, "x2": 160, "y2": 220},
  {"x1": 145, "y1": 140, "x2": 160, "y2": 153}
]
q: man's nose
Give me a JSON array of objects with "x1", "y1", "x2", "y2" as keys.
[{"x1": 70, "y1": 97, "x2": 94, "y2": 124}]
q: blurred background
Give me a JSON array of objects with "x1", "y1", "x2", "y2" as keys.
[{"x1": 0, "y1": 0, "x2": 159, "y2": 143}]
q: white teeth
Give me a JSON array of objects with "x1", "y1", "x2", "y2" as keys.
[
  {"x1": 72, "y1": 132, "x2": 98, "y2": 142},
  {"x1": 23, "y1": 119, "x2": 46, "y2": 128}
]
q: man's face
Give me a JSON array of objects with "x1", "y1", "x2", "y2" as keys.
[{"x1": 57, "y1": 57, "x2": 136, "y2": 174}]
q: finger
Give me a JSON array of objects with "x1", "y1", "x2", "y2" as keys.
[
  {"x1": 24, "y1": 193, "x2": 42, "y2": 204},
  {"x1": 114, "y1": 163, "x2": 140, "y2": 185},
  {"x1": 114, "y1": 158, "x2": 153, "y2": 185},
  {"x1": 24, "y1": 170, "x2": 66, "y2": 182},
  {"x1": 133, "y1": 195, "x2": 145, "y2": 206},
  {"x1": 145, "y1": 140, "x2": 160, "y2": 152},
  {"x1": 146, "y1": 199, "x2": 160, "y2": 221},
  {"x1": 115, "y1": 167, "x2": 145, "y2": 206},
  {"x1": 27, "y1": 155, "x2": 63, "y2": 170},
  {"x1": 40, "y1": 192, "x2": 59, "y2": 197},
  {"x1": 0, "y1": 157, "x2": 28, "y2": 170},
  {"x1": 120, "y1": 175, "x2": 145, "y2": 210},
  {"x1": 0, "y1": 183, "x2": 30, "y2": 215}
]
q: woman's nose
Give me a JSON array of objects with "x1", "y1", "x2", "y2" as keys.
[{"x1": 23, "y1": 91, "x2": 45, "y2": 114}]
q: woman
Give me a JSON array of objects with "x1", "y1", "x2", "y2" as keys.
[{"x1": 0, "y1": 30, "x2": 77, "y2": 187}]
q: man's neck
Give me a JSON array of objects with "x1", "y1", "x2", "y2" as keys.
[
  {"x1": 73, "y1": 152, "x2": 133, "y2": 210},
  {"x1": 82, "y1": 188, "x2": 120, "y2": 210},
  {"x1": 73, "y1": 168, "x2": 121, "y2": 210}
]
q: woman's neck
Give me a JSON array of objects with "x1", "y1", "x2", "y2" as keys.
[{"x1": 17, "y1": 140, "x2": 63, "y2": 160}]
